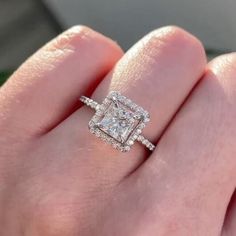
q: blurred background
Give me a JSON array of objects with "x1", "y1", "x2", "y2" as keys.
[{"x1": 0, "y1": 0, "x2": 235, "y2": 85}]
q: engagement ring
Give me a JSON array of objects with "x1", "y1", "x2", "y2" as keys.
[{"x1": 80, "y1": 91, "x2": 155, "y2": 152}]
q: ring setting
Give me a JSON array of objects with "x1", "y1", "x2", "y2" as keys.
[{"x1": 80, "y1": 91, "x2": 155, "y2": 152}]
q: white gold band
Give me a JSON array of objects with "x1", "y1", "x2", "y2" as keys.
[
  {"x1": 80, "y1": 95, "x2": 155, "y2": 152},
  {"x1": 80, "y1": 96, "x2": 100, "y2": 111}
]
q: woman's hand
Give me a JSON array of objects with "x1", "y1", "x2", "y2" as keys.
[{"x1": 0, "y1": 25, "x2": 235, "y2": 236}]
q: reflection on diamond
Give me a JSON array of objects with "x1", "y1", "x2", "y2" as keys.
[
  {"x1": 89, "y1": 91, "x2": 151, "y2": 152},
  {"x1": 98, "y1": 100, "x2": 136, "y2": 143}
]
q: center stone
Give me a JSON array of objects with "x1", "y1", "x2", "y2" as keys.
[{"x1": 98, "y1": 100, "x2": 137, "y2": 143}]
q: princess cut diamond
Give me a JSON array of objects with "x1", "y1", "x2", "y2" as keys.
[
  {"x1": 89, "y1": 91, "x2": 150, "y2": 152},
  {"x1": 98, "y1": 100, "x2": 137, "y2": 143}
]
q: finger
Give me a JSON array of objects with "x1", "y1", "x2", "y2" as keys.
[
  {"x1": 133, "y1": 53, "x2": 236, "y2": 235},
  {"x1": 222, "y1": 190, "x2": 236, "y2": 236},
  {"x1": 93, "y1": 26, "x2": 206, "y2": 142},
  {"x1": 0, "y1": 26, "x2": 123, "y2": 136},
  {"x1": 56, "y1": 26, "x2": 206, "y2": 177}
]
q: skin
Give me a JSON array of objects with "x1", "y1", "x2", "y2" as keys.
[{"x1": 0, "y1": 25, "x2": 235, "y2": 236}]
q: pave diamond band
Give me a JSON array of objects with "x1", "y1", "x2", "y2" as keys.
[
  {"x1": 80, "y1": 96, "x2": 100, "y2": 111},
  {"x1": 80, "y1": 92, "x2": 156, "y2": 152}
]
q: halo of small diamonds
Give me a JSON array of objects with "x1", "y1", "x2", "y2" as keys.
[{"x1": 80, "y1": 91, "x2": 155, "y2": 152}]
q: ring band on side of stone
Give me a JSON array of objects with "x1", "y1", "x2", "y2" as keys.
[{"x1": 80, "y1": 91, "x2": 156, "y2": 152}]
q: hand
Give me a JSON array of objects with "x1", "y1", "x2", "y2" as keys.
[{"x1": 0, "y1": 25, "x2": 235, "y2": 236}]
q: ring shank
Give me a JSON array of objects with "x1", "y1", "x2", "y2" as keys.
[
  {"x1": 80, "y1": 96, "x2": 100, "y2": 111},
  {"x1": 137, "y1": 135, "x2": 155, "y2": 151}
]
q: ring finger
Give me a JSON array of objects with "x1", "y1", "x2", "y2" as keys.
[{"x1": 52, "y1": 26, "x2": 207, "y2": 178}]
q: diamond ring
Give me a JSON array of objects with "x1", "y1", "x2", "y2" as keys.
[{"x1": 80, "y1": 91, "x2": 155, "y2": 152}]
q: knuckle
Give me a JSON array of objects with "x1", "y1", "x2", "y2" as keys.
[
  {"x1": 210, "y1": 52, "x2": 236, "y2": 76},
  {"x1": 48, "y1": 25, "x2": 92, "y2": 52},
  {"x1": 207, "y1": 52, "x2": 236, "y2": 96},
  {"x1": 46, "y1": 25, "x2": 122, "y2": 59},
  {"x1": 146, "y1": 25, "x2": 205, "y2": 60}
]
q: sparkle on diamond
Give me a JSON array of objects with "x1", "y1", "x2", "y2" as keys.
[{"x1": 98, "y1": 100, "x2": 137, "y2": 143}]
